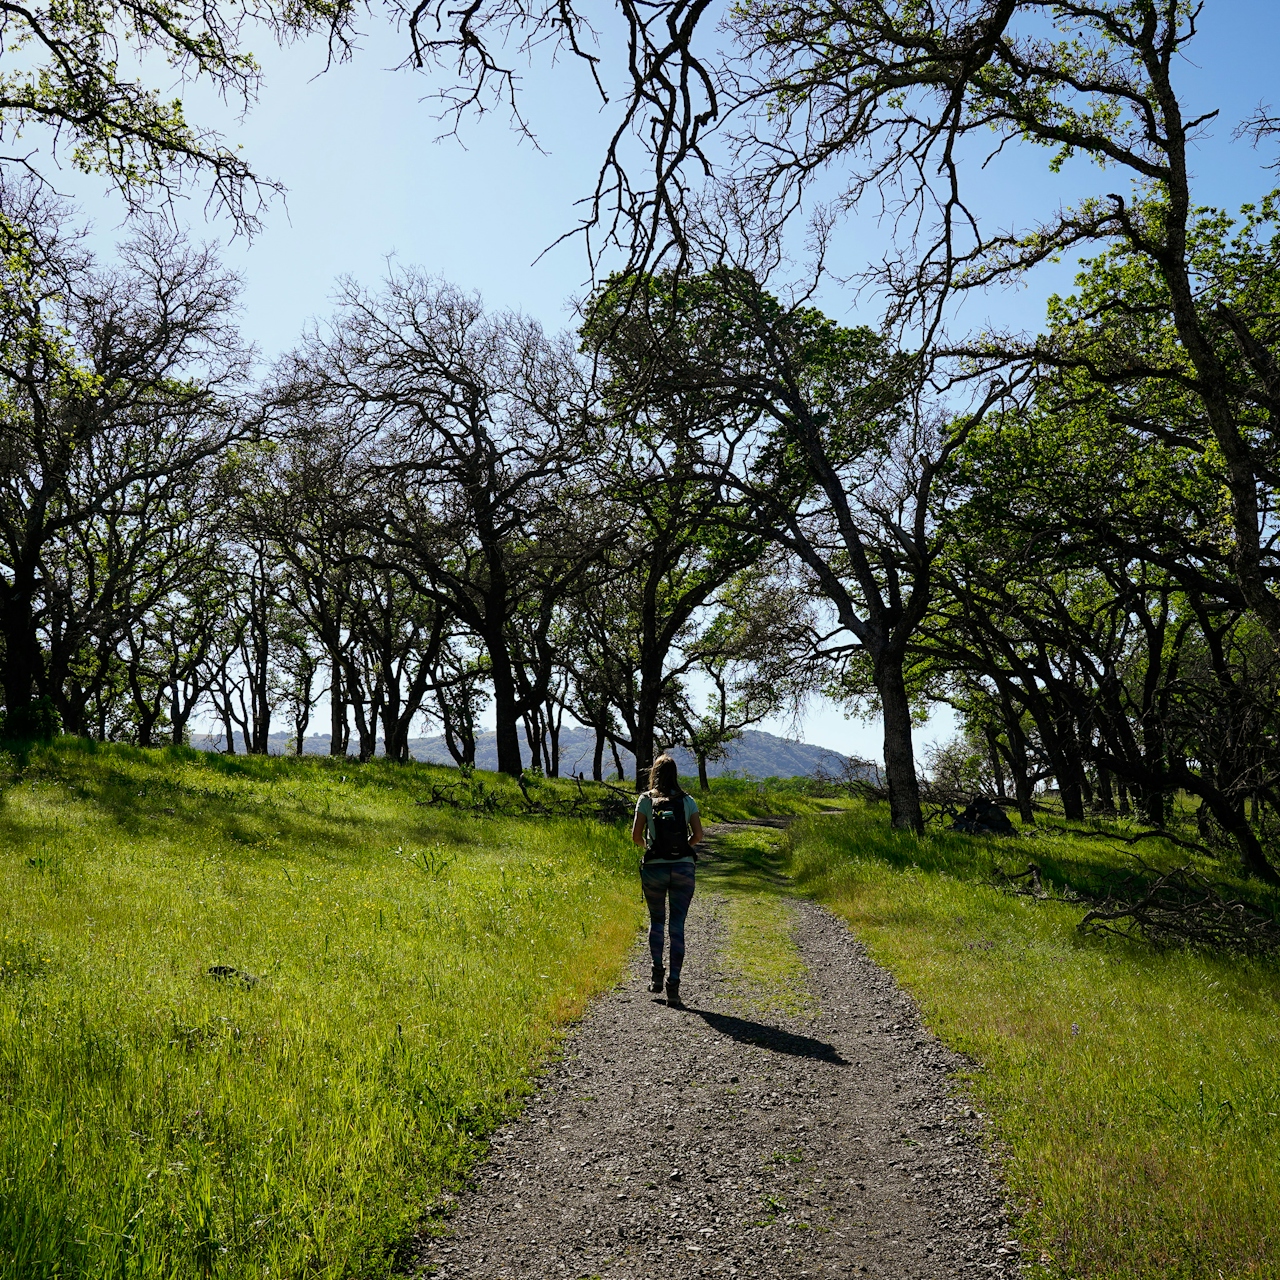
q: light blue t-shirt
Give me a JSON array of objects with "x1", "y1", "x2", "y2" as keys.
[{"x1": 634, "y1": 792, "x2": 699, "y2": 864}]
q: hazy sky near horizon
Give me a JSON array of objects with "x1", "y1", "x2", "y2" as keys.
[{"x1": 57, "y1": 0, "x2": 1280, "y2": 759}]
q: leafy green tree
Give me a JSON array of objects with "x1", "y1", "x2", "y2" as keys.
[
  {"x1": 933, "y1": 386, "x2": 1280, "y2": 881},
  {"x1": 711, "y1": 2, "x2": 1280, "y2": 642},
  {"x1": 1028, "y1": 197, "x2": 1280, "y2": 616},
  {"x1": 0, "y1": 0, "x2": 358, "y2": 227},
  {"x1": 585, "y1": 266, "x2": 1005, "y2": 830},
  {"x1": 553, "y1": 402, "x2": 766, "y2": 790},
  {"x1": 0, "y1": 183, "x2": 251, "y2": 731},
  {"x1": 666, "y1": 559, "x2": 817, "y2": 790},
  {"x1": 278, "y1": 271, "x2": 597, "y2": 775},
  {"x1": 114, "y1": 545, "x2": 240, "y2": 746}
]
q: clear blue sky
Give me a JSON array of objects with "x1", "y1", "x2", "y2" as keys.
[{"x1": 66, "y1": 1, "x2": 1280, "y2": 758}]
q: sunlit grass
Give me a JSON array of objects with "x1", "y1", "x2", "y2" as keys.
[
  {"x1": 787, "y1": 805, "x2": 1280, "y2": 1280},
  {"x1": 0, "y1": 740, "x2": 644, "y2": 1278},
  {"x1": 682, "y1": 773, "x2": 855, "y2": 823}
]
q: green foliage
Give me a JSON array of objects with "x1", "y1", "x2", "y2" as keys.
[
  {"x1": 0, "y1": 696, "x2": 62, "y2": 743},
  {"x1": 0, "y1": 742, "x2": 644, "y2": 1278},
  {"x1": 0, "y1": 0, "x2": 358, "y2": 226},
  {"x1": 931, "y1": 194, "x2": 1280, "y2": 873},
  {"x1": 582, "y1": 267, "x2": 913, "y2": 493},
  {"x1": 789, "y1": 806, "x2": 1280, "y2": 1279},
  {"x1": 1038, "y1": 192, "x2": 1280, "y2": 492}
]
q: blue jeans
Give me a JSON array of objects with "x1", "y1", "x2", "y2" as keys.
[{"x1": 640, "y1": 862, "x2": 695, "y2": 977}]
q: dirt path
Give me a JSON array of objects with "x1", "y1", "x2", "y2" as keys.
[{"x1": 411, "y1": 824, "x2": 1022, "y2": 1279}]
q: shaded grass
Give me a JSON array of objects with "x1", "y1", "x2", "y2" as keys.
[
  {"x1": 787, "y1": 806, "x2": 1280, "y2": 1280},
  {"x1": 0, "y1": 741, "x2": 645, "y2": 1279}
]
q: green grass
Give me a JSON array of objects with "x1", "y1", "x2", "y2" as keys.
[
  {"x1": 787, "y1": 805, "x2": 1280, "y2": 1280},
  {"x1": 679, "y1": 773, "x2": 854, "y2": 823},
  {"x1": 16, "y1": 745, "x2": 1266, "y2": 1278},
  {"x1": 0, "y1": 740, "x2": 645, "y2": 1278}
]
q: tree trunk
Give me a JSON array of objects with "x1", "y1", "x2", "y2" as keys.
[
  {"x1": 329, "y1": 656, "x2": 346, "y2": 756},
  {"x1": 136, "y1": 705, "x2": 160, "y2": 748},
  {"x1": 1050, "y1": 726, "x2": 1087, "y2": 822},
  {"x1": 1140, "y1": 786, "x2": 1166, "y2": 828},
  {"x1": 523, "y1": 710, "x2": 542, "y2": 770},
  {"x1": 1197, "y1": 796, "x2": 1213, "y2": 839},
  {"x1": 1078, "y1": 760, "x2": 1094, "y2": 809},
  {"x1": 1096, "y1": 765, "x2": 1116, "y2": 814},
  {"x1": 985, "y1": 725, "x2": 1006, "y2": 799},
  {"x1": 1140, "y1": 717, "x2": 1168, "y2": 826},
  {"x1": 998, "y1": 711, "x2": 1035, "y2": 824},
  {"x1": 876, "y1": 659, "x2": 923, "y2": 833},
  {"x1": 488, "y1": 647, "x2": 523, "y2": 776},
  {"x1": 1059, "y1": 779, "x2": 1084, "y2": 821},
  {"x1": 1205, "y1": 792, "x2": 1279, "y2": 884},
  {"x1": 0, "y1": 589, "x2": 43, "y2": 718},
  {"x1": 632, "y1": 694, "x2": 659, "y2": 792},
  {"x1": 547, "y1": 701, "x2": 562, "y2": 778},
  {"x1": 633, "y1": 717, "x2": 656, "y2": 792},
  {"x1": 697, "y1": 752, "x2": 710, "y2": 792},
  {"x1": 251, "y1": 661, "x2": 271, "y2": 753},
  {"x1": 344, "y1": 660, "x2": 379, "y2": 762},
  {"x1": 383, "y1": 676, "x2": 403, "y2": 763},
  {"x1": 352, "y1": 697, "x2": 377, "y2": 761},
  {"x1": 592, "y1": 724, "x2": 604, "y2": 782}
]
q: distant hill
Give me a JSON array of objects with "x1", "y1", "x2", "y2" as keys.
[{"x1": 193, "y1": 725, "x2": 869, "y2": 780}]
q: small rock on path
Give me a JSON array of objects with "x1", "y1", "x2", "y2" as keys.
[{"x1": 412, "y1": 854, "x2": 1022, "y2": 1279}]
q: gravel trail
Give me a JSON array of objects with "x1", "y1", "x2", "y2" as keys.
[{"x1": 412, "y1": 833, "x2": 1023, "y2": 1279}]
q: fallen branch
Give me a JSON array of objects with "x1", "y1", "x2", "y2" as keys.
[
  {"x1": 991, "y1": 863, "x2": 1047, "y2": 898},
  {"x1": 1078, "y1": 863, "x2": 1280, "y2": 955},
  {"x1": 1041, "y1": 824, "x2": 1218, "y2": 861}
]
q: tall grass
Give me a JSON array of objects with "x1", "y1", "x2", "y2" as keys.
[
  {"x1": 788, "y1": 806, "x2": 1280, "y2": 1280},
  {"x1": 0, "y1": 741, "x2": 644, "y2": 1278}
]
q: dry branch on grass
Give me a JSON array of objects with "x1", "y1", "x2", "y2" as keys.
[
  {"x1": 411, "y1": 772, "x2": 629, "y2": 821},
  {"x1": 991, "y1": 863, "x2": 1048, "y2": 899},
  {"x1": 990, "y1": 855, "x2": 1280, "y2": 955},
  {"x1": 810, "y1": 760, "x2": 887, "y2": 805},
  {"x1": 1078, "y1": 865, "x2": 1280, "y2": 955}
]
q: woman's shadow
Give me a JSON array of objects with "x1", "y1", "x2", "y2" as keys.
[{"x1": 674, "y1": 1003, "x2": 848, "y2": 1065}]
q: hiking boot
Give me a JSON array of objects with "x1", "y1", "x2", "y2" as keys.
[
  {"x1": 666, "y1": 977, "x2": 683, "y2": 1007},
  {"x1": 649, "y1": 964, "x2": 665, "y2": 993}
]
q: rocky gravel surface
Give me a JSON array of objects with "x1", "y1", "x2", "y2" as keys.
[{"x1": 411, "y1": 874, "x2": 1023, "y2": 1279}]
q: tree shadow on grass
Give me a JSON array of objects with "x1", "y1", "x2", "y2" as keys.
[
  {"x1": 697, "y1": 832, "x2": 794, "y2": 895},
  {"x1": 0, "y1": 741, "x2": 465, "y2": 865},
  {"x1": 686, "y1": 1006, "x2": 848, "y2": 1064},
  {"x1": 799, "y1": 808, "x2": 1253, "y2": 908}
]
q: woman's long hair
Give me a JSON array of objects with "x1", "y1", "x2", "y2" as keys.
[{"x1": 648, "y1": 754, "x2": 683, "y2": 800}]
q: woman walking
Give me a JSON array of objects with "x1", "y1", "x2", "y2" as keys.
[{"x1": 631, "y1": 754, "x2": 704, "y2": 1007}]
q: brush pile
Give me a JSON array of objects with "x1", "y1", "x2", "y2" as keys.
[{"x1": 1078, "y1": 864, "x2": 1280, "y2": 955}]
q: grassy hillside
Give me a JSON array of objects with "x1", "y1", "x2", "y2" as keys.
[
  {"x1": 0, "y1": 741, "x2": 645, "y2": 1278},
  {"x1": 787, "y1": 806, "x2": 1280, "y2": 1280},
  {"x1": 13, "y1": 742, "x2": 1267, "y2": 1279}
]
